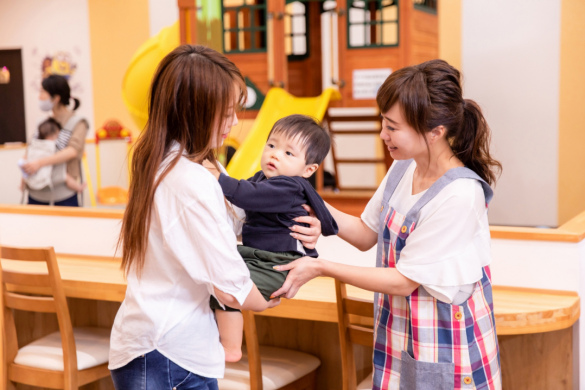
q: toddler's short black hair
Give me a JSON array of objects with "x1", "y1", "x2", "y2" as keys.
[
  {"x1": 38, "y1": 118, "x2": 61, "y2": 140},
  {"x1": 267, "y1": 114, "x2": 330, "y2": 165}
]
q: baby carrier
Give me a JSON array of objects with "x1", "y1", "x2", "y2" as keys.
[{"x1": 20, "y1": 139, "x2": 68, "y2": 206}]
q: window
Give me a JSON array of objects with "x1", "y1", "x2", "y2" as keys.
[
  {"x1": 413, "y1": 0, "x2": 437, "y2": 14},
  {"x1": 347, "y1": 0, "x2": 398, "y2": 48},
  {"x1": 285, "y1": 1, "x2": 309, "y2": 59},
  {"x1": 222, "y1": 0, "x2": 267, "y2": 53}
]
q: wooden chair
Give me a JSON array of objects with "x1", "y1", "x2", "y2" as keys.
[
  {"x1": 335, "y1": 280, "x2": 374, "y2": 390},
  {"x1": 0, "y1": 245, "x2": 110, "y2": 390},
  {"x1": 218, "y1": 310, "x2": 320, "y2": 390}
]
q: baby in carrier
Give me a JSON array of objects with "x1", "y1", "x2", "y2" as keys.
[{"x1": 19, "y1": 118, "x2": 86, "y2": 202}]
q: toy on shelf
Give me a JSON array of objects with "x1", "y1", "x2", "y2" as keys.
[{"x1": 85, "y1": 120, "x2": 132, "y2": 206}]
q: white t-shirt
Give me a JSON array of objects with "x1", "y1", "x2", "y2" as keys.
[
  {"x1": 361, "y1": 161, "x2": 492, "y2": 304},
  {"x1": 108, "y1": 146, "x2": 253, "y2": 378}
]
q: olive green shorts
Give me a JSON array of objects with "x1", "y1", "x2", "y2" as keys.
[{"x1": 210, "y1": 245, "x2": 302, "y2": 311}]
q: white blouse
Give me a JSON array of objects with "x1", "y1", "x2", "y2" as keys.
[
  {"x1": 108, "y1": 146, "x2": 253, "y2": 378},
  {"x1": 361, "y1": 161, "x2": 492, "y2": 304}
]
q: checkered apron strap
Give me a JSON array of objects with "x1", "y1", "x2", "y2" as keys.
[
  {"x1": 376, "y1": 159, "x2": 414, "y2": 268},
  {"x1": 405, "y1": 167, "x2": 494, "y2": 223},
  {"x1": 374, "y1": 160, "x2": 413, "y2": 325}
]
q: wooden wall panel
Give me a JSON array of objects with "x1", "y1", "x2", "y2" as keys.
[
  {"x1": 338, "y1": 48, "x2": 402, "y2": 108},
  {"x1": 287, "y1": 2, "x2": 323, "y2": 98},
  {"x1": 410, "y1": 10, "x2": 439, "y2": 65},
  {"x1": 499, "y1": 329, "x2": 573, "y2": 390},
  {"x1": 225, "y1": 52, "x2": 270, "y2": 94}
]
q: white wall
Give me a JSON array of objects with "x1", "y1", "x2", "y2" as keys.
[
  {"x1": 0, "y1": 0, "x2": 94, "y2": 141},
  {"x1": 148, "y1": 0, "x2": 179, "y2": 37},
  {"x1": 462, "y1": 0, "x2": 561, "y2": 227}
]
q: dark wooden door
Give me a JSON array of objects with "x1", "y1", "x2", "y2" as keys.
[{"x1": 0, "y1": 49, "x2": 26, "y2": 144}]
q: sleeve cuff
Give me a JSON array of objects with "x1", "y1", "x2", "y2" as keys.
[
  {"x1": 232, "y1": 279, "x2": 254, "y2": 306},
  {"x1": 218, "y1": 173, "x2": 239, "y2": 197}
]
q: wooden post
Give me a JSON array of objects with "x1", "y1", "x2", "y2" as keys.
[
  {"x1": 178, "y1": 0, "x2": 198, "y2": 45},
  {"x1": 399, "y1": 0, "x2": 412, "y2": 67},
  {"x1": 267, "y1": 0, "x2": 287, "y2": 89}
]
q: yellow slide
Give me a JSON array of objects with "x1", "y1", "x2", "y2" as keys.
[
  {"x1": 227, "y1": 87, "x2": 341, "y2": 180},
  {"x1": 122, "y1": 22, "x2": 180, "y2": 131},
  {"x1": 121, "y1": 22, "x2": 341, "y2": 180}
]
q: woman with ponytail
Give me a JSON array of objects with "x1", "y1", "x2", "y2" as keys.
[
  {"x1": 273, "y1": 59, "x2": 502, "y2": 389},
  {"x1": 22, "y1": 74, "x2": 88, "y2": 206}
]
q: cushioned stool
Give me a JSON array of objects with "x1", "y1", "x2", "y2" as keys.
[{"x1": 218, "y1": 311, "x2": 320, "y2": 390}]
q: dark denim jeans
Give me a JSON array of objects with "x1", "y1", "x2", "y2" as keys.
[
  {"x1": 28, "y1": 193, "x2": 79, "y2": 207},
  {"x1": 110, "y1": 350, "x2": 219, "y2": 390}
]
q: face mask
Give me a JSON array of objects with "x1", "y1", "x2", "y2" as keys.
[{"x1": 38, "y1": 98, "x2": 54, "y2": 112}]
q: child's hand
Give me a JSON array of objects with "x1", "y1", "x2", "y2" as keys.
[{"x1": 202, "y1": 159, "x2": 220, "y2": 180}]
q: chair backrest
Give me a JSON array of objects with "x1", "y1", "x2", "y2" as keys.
[
  {"x1": 242, "y1": 310, "x2": 263, "y2": 390},
  {"x1": 0, "y1": 245, "x2": 78, "y2": 386},
  {"x1": 335, "y1": 279, "x2": 374, "y2": 390}
]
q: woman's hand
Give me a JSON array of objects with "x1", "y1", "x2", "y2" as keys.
[
  {"x1": 202, "y1": 159, "x2": 220, "y2": 180},
  {"x1": 271, "y1": 256, "x2": 322, "y2": 299},
  {"x1": 290, "y1": 204, "x2": 321, "y2": 250},
  {"x1": 22, "y1": 159, "x2": 44, "y2": 175}
]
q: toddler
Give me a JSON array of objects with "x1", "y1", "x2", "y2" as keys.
[{"x1": 206, "y1": 114, "x2": 338, "y2": 361}]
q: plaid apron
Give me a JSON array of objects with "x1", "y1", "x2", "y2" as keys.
[{"x1": 372, "y1": 160, "x2": 501, "y2": 390}]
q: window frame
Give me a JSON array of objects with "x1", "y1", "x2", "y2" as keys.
[
  {"x1": 346, "y1": 0, "x2": 400, "y2": 50},
  {"x1": 285, "y1": 1, "x2": 311, "y2": 61},
  {"x1": 221, "y1": 1, "x2": 268, "y2": 54}
]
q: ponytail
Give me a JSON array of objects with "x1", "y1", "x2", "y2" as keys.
[
  {"x1": 452, "y1": 99, "x2": 501, "y2": 186},
  {"x1": 41, "y1": 75, "x2": 81, "y2": 111},
  {"x1": 72, "y1": 97, "x2": 80, "y2": 111}
]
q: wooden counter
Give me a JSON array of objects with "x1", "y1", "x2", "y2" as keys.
[{"x1": 2, "y1": 253, "x2": 579, "y2": 335}]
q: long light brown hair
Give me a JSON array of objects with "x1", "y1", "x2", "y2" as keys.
[
  {"x1": 119, "y1": 45, "x2": 246, "y2": 277},
  {"x1": 376, "y1": 59, "x2": 502, "y2": 185}
]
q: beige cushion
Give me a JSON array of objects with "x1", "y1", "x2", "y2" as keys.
[
  {"x1": 218, "y1": 345, "x2": 321, "y2": 390},
  {"x1": 14, "y1": 327, "x2": 110, "y2": 371},
  {"x1": 357, "y1": 372, "x2": 373, "y2": 389}
]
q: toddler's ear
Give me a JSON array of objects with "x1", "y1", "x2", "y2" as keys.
[{"x1": 301, "y1": 164, "x2": 319, "y2": 178}]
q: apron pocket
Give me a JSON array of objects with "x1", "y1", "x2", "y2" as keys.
[{"x1": 399, "y1": 351, "x2": 454, "y2": 390}]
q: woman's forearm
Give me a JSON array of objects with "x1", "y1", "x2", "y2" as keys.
[
  {"x1": 318, "y1": 259, "x2": 419, "y2": 297},
  {"x1": 34, "y1": 146, "x2": 77, "y2": 167},
  {"x1": 272, "y1": 257, "x2": 420, "y2": 299},
  {"x1": 325, "y1": 202, "x2": 377, "y2": 251}
]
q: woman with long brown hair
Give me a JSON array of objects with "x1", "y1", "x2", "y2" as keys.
[
  {"x1": 108, "y1": 45, "x2": 320, "y2": 390},
  {"x1": 273, "y1": 59, "x2": 503, "y2": 389}
]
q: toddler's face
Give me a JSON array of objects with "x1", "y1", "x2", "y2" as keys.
[{"x1": 260, "y1": 132, "x2": 316, "y2": 179}]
